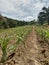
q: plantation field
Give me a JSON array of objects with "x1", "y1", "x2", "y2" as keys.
[
  {"x1": 0, "y1": 25, "x2": 33, "y2": 65},
  {"x1": 0, "y1": 25, "x2": 49, "y2": 65},
  {"x1": 0, "y1": 25, "x2": 33, "y2": 46}
]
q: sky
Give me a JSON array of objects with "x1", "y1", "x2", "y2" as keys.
[{"x1": 0, "y1": 0, "x2": 49, "y2": 21}]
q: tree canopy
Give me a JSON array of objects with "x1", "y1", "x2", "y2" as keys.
[{"x1": 38, "y1": 6, "x2": 49, "y2": 25}]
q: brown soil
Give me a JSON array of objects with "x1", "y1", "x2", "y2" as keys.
[{"x1": 0, "y1": 26, "x2": 49, "y2": 65}]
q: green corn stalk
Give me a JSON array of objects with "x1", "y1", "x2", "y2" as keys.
[
  {"x1": 16, "y1": 34, "x2": 25, "y2": 45},
  {"x1": 35, "y1": 27, "x2": 49, "y2": 41},
  {"x1": 0, "y1": 34, "x2": 10, "y2": 64},
  {"x1": 8, "y1": 34, "x2": 25, "y2": 54}
]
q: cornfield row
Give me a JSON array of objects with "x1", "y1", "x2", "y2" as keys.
[
  {"x1": 35, "y1": 26, "x2": 49, "y2": 41},
  {"x1": 0, "y1": 25, "x2": 33, "y2": 65}
]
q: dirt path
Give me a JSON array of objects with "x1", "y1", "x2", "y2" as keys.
[
  {"x1": 24, "y1": 27, "x2": 42, "y2": 65},
  {"x1": 9, "y1": 26, "x2": 42, "y2": 65}
]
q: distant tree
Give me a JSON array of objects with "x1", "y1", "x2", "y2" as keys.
[
  {"x1": 0, "y1": 14, "x2": 9, "y2": 28},
  {"x1": 8, "y1": 19, "x2": 17, "y2": 28},
  {"x1": 38, "y1": 6, "x2": 49, "y2": 25},
  {"x1": 42, "y1": 7, "x2": 49, "y2": 25},
  {"x1": 29, "y1": 20, "x2": 36, "y2": 25},
  {"x1": 2, "y1": 21, "x2": 9, "y2": 28},
  {"x1": 38, "y1": 12, "x2": 46, "y2": 25}
]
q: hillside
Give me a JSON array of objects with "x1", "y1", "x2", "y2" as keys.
[{"x1": 0, "y1": 14, "x2": 29, "y2": 29}]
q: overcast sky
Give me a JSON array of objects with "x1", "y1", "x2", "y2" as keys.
[{"x1": 0, "y1": 0, "x2": 49, "y2": 21}]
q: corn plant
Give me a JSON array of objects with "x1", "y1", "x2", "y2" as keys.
[
  {"x1": 16, "y1": 34, "x2": 25, "y2": 46},
  {"x1": 35, "y1": 26, "x2": 49, "y2": 41},
  {"x1": 45, "y1": 30, "x2": 49, "y2": 39},
  {"x1": 8, "y1": 34, "x2": 25, "y2": 53},
  {"x1": 0, "y1": 34, "x2": 10, "y2": 64}
]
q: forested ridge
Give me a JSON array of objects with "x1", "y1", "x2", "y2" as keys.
[{"x1": 0, "y1": 14, "x2": 31, "y2": 29}]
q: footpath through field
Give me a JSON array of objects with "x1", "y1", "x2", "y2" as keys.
[
  {"x1": 23, "y1": 26, "x2": 41, "y2": 65},
  {"x1": 9, "y1": 26, "x2": 42, "y2": 65},
  {"x1": 6, "y1": 26, "x2": 48, "y2": 65}
]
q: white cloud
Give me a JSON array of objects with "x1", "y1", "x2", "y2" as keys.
[
  {"x1": 26, "y1": 16, "x2": 34, "y2": 21},
  {"x1": 0, "y1": 0, "x2": 49, "y2": 21},
  {"x1": 22, "y1": 16, "x2": 35, "y2": 21}
]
